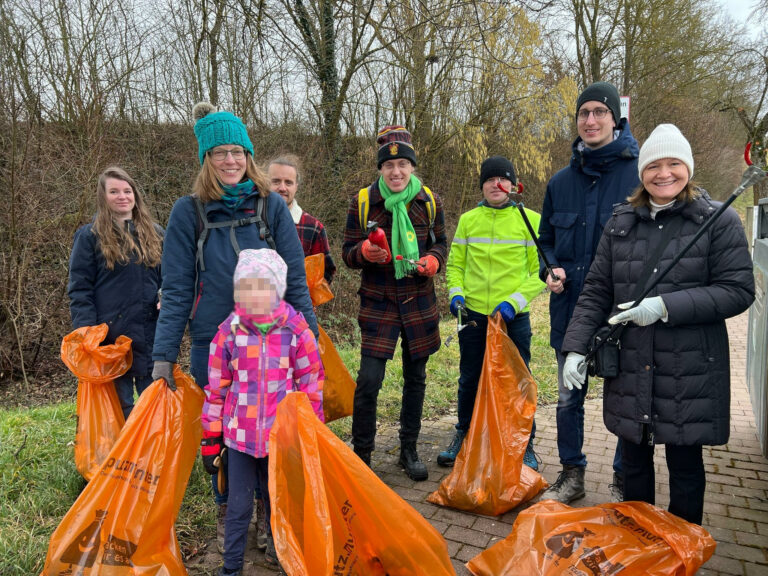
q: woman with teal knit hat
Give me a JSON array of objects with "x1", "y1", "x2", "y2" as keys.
[
  {"x1": 342, "y1": 125, "x2": 448, "y2": 481},
  {"x1": 151, "y1": 102, "x2": 317, "y2": 557}
]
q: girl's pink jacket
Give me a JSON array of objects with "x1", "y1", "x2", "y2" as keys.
[{"x1": 202, "y1": 302, "x2": 324, "y2": 458}]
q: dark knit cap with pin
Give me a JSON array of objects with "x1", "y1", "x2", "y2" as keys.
[
  {"x1": 479, "y1": 156, "x2": 516, "y2": 189},
  {"x1": 576, "y1": 81, "x2": 621, "y2": 125},
  {"x1": 376, "y1": 125, "x2": 417, "y2": 168}
]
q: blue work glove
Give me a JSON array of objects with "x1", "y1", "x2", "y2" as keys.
[
  {"x1": 450, "y1": 295, "x2": 466, "y2": 318},
  {"x1": 609, "y1": 296, "x2": 667, "y2": 327},
  {"x1": 492, "y1": 301, "x2": 516, "y2": 322},
  {"x1": 563, "y1": 352, "x2": 586, "y2": 391}
]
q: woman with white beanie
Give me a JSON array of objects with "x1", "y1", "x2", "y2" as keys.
[{"x1": 558, "y1": 123, "x2": 754, "y2": 524}]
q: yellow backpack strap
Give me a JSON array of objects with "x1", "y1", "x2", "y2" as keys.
[
  {"x1": 422, "y1": 185, "x2": 436, "y2": 228},
  {"x1": 358, "y1": 187, "x2": 370, "y2": 231}
]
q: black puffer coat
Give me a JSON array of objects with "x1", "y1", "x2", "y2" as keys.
[{"x1": 562, "y1": 194, "x2": 754, "y2": 446}]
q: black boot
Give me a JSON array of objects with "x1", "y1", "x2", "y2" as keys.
[
  {"x1": 399, "y1": 442, "x2": 428, "y2": 481},
  {"x1": 353, "y1": 446, "x2": 371, "y2": 467}
]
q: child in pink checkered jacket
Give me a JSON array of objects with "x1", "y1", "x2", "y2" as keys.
[{"x1": 201, "y1": 248, "x2": 324, "y2": 575}]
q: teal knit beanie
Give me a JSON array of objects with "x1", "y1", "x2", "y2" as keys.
[{"x1": 192, "y1": 102, "x2": 254, "y2": 165}]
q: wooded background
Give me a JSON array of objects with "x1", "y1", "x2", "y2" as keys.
[{"x1": 1, "y1": 0, "x2": 766, "y2": 387}]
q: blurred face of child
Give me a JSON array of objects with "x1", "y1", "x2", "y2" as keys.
[{"x1": 235, "y1": 277, "x2": 278, "y2": 315}]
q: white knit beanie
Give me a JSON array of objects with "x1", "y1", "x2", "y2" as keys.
[{"x1": 638, "y1": 124, "x2": 694, "y2": 180}]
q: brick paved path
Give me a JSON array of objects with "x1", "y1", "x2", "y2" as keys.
[{"x1": 188, "y1": 311, "x2": 768, "y2": 575}]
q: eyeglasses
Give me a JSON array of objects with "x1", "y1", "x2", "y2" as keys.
[
  {"x1": 577, "y1": 107, "x2": 611, "y2": 121},
  {"x1": 485, "y1": 177, "x2": 511, "y2": 184},
  {"x1": 209, "y1": 147, "x2": 246, "y2": 161}
]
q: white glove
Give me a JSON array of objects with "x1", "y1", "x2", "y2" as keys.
[
  {"x1": 563, "y1": 353, "x2": 586, "y2": 391},
  {"x1": 608, "y1": 296, "x2": 667, "y2": 327}
]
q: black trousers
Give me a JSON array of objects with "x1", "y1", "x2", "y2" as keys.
[
  {"x1": 352, "y1": 337, "x2": 428, "y2": 454},
  {"x1": 621, "y1": 430, "x2": 705, "y2": 525}
]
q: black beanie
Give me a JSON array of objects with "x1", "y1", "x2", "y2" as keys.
[
  {"x1": 576, "y1": 81, "x2": 621, "y2": 126},
  {"x1": 479, "y1": 156, "x2": 516, "y2": 189}
]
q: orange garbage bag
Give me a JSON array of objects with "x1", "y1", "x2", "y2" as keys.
[
  {"x1": 305, "y1": 253, "x2": 333, "y2": 306},
  {"x1": 428, "y1": 314, "x2": 546, "y2": 515},
  {"x1": 61, "y1": 324, "x2": 132, "y2": 481},
  {"x1": 466, "y1": 500, "x2": 717, "y2": 576},
  {"x1": 304, "y1": 254, "x2": 356, "y2": 422},
  {"x1": 41, "y1": 367, "x2": 205, "y2": 575},
  {"x1": 270, "y1": 393, "x2": 456, "y2": 576},
  {"x1": 318, "y1": 325, "x2": 356, "y2": 423}
]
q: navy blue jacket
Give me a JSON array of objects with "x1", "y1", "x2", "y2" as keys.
[
  {"x1": 152, "y1": 189, "x2": 317, "y2": 363},
  {"x1": 68, "y1": 221, "x2": 163, "y2": 377},
  {"x1": 538, "y1": 119, "x2": 640, "y2": 350}
]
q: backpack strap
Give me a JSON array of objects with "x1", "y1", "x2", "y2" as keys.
[
  {"x1": 358, "y1": 187, "x2": 370, "y2": 231},
  {"x1": 190, "y1": 194, "x2": 275, "y2": 320},
  {"x1": 422, "y1": 185, "x2": 436, "y2": 245},
  {"x1": 358, "y1": 184, "x2": 436, "y2": 245}
]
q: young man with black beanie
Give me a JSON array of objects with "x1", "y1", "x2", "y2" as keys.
[
  {"x1": 538, "y1": 81, "x2": 640, "y2": 504},
  {"x1": 439, "y1": 155, "x2": 545, "y2": 469}
]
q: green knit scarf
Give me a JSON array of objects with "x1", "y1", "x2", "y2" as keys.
[{"x1": 378, "y1": 174, "x2": 421, "y2": 279}]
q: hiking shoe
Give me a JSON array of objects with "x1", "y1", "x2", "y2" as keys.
[
  {"x1": 541, "y1": 465, "x2": 585, "y2": 503},
  {"x1": 265, "y1": 535, "x2": 283, "y2": 570},
  {"x1": 217, "y1": 567, "x2": 242, "y2": 576},
  {"x1": 399, "y1": 442, "x2": 428, "y2": 481},
  {"x1": 437, "y1": 429, "x2": 466, "y2": 467},
  {"x1": 253, "y1": 498, "x2": 267, "y2": 550},
  {"x1": 523, "y1": 442, "x2": 540, "y2": 471},
  {"x1": 609, "y1": 472, "x2": 624, "y2": 502},
  {"x1": 216, "y1": 503, "x2": 227, "y2": 553}
]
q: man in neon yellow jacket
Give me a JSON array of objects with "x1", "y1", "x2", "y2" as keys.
[{"x1": 438, "y1": 156, "x2": 546, "y2": 469}]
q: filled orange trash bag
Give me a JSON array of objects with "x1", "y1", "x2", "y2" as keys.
[
  {"x1": 428, "y1": 314, "x2": 546, "y2": 515},
  {"x1": 270, "y1": 393, "x2": 456, "y2": 576},
  {"x1": 466, "y1": 500, "x2": 716, "y2": 576},
  {"x1": 305, "y1": 253, "x2": 333, "y2": 306},
  {"x1": 304, "y1": 254, "x2": 356, "y2": 423},
  {"x1": 61, "y1": 324, "x2": 132, "y2": 481},
  {"x1": 41, "y1": 367, "x2": 205, "y2": 575},
  {"x1": 317, "y1": 325, "x2": 356, "y2": 423}
]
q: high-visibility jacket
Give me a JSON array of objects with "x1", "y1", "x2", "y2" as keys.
[{"x1": 446, "y1": 202, "x2": 545, "y2": 315}]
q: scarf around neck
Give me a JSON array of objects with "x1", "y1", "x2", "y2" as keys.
[
  {"x1": 221, "y1": 180, "x2": 255, "y2": 209},
  {"x1": 378, "y1": 174, "x2": 421, "y2": 279}
]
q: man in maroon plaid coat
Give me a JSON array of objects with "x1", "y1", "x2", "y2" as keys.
[
  {"x1": 342, "y1": 125, "x2": 447, "y2": 481},
  {"x1": 268, "y1": 155, "x2": 336, "y2": 283}
]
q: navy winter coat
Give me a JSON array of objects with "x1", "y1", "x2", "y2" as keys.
[
  {"x1": 562, "y1": 196, "x2": 754, "y2": 446},
  {"x1": 539, "y1": 119, "x2": 640, "y2": 350},
  {"x1": 152, "y1": 189, "x2": 317, "y2": 363},
  {"x1": 68, "y1": 221, "x2": 163, "y2": 377}
]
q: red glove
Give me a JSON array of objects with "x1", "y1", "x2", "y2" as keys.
[
  {"x1": 361, "y1": 239, "x2": 388, "y2": 263},
  {"x1": 415, "y1": 255, "x2": 439, "y2": 277}
]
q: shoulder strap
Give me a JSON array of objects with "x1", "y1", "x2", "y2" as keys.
[
  {"x1": 358, "y1": 187, "x2": 370, "y2": 230},
  {"x1": 422, "y1": 185, "x2": 436, "y2": 228},
  {"x1": 610, "y1": 215, "x2": 684, "y2": 339},
  {"x1": 256, "y1": 194, "x2": 276, "y2": 250},
  {"x1": 631, "y1": 215, "x2": 684, "y2": 302},
  {"x1": 193, "y1": 196, "x2": 209, "y2": 272}
]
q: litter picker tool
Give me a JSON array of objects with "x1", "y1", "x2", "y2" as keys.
[
  {"x1": 445, "y1": 306, "x2": 476, "y2": 347},
  {"x1": 582, "y1": 153, "x2": 767, "y2": 369},
  {"x1": 497, "y1": 182, "x2": 561, "y2": 283}
]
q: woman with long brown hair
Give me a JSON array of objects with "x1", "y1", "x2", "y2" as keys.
[{"x1": 68, "y1": 166, "x2": 163, "y2": 418}]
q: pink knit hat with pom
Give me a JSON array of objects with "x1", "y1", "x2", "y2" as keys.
[{"x1": 233, "y1": 249, "x2": 287, "y2": 299}]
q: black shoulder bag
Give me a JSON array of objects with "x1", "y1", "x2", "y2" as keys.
[{"x1": 587, "y1": 215, "x2": 683, "y2": 378}]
